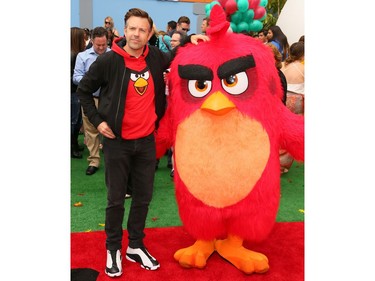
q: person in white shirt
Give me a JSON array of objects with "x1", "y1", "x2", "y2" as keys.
[{"x1": 281, "y1": 41, "x2": 304, "y2": 115}]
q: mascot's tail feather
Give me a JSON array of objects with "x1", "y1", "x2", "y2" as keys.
[{"x1": 155, "y1": 105, "x2": 174, "y2": 159}]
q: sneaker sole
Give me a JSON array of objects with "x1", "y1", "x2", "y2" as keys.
[
  {"x1": 126, "y1": 255, "x2": 160, "y2": 271},
  {"x1": 105, "y1": 270, "x2": 122, "y2": 277}
]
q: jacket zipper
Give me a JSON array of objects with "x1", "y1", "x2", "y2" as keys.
[{"x1": 114, "y1": 67, "x2": 126, "y2": 135}]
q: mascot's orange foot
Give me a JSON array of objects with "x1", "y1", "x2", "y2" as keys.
[
  {"x1": 215, "y1": 238, "x2": 269, "y2": 274},
  {"x1": 174, "y1": 239, "x2": 215, "y2": 269}
]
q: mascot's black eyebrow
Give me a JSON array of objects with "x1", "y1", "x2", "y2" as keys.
[
  {"x1": 217, "y1": 55, "x2": 255, "y2": 79},
  {"x1": 178, "y1": 64, "x2": 213, "y2": 81}
]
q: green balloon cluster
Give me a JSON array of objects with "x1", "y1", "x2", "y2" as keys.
[{"x1": 205, "y1": 0, "x2": 268, "y2": 33}]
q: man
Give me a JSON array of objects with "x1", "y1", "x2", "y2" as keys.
[
  {"x1": 166, "y1": 20, "x2": 176, "y2": 36},
  {"x1": 200, "y1": 17, "x2": 209, "y2": 35},
  {"x1": 73, "y1": 27, "x2": 111, "y2": 175},
  {"x1": 166, "y1": 29, "x2": 188, "y2": 177},
  {"x1": 77, "y1": 8, "x2": 208, "y2": 278},
  {"x1": 257, "y1": 29, "x2": 268, "y2": 44},
  {"x1": 170, "y1": 30, "x2": 187, "y2": 50},
  {"x1": 176, "y1": 15, "x2": 191, "y2": 34}
]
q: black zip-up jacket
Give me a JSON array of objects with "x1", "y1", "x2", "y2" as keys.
[{"x1": 77, "y1": 37, "x2": 175, "y2": 138}]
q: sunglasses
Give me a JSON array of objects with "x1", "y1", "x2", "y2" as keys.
[
  {"x1": 182, "y1": 28, "x2": 190, "y2": 32},
  {"x1": 105, "y1": 21, "x2": 110, "y2": 24}
]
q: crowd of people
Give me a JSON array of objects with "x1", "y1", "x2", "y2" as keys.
[
  {"x1": 254, "y1": 26, "x2": 305, "y2": 110},
  {"x1": 253, "y1": 26, "x2": 305, "y2": 173},
  {"x1": 71, "y1": 8, "x2": 304, "y2": 278}
]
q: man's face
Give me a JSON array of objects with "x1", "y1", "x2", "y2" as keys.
[
  {"x1": 170, "y1": 33, "x2": 181, "y2": 49},
  {"x1": 258, "y1": 33, "x2": 267, "y2": 43},
  {"x1": 177, "y1": 22, "x2": 190, "y2": 34},
  {"x1": 124, "y1": 16, "x2": 152, "y2": 51},
  {"x1": 201, "y1": 20, "x2": 208, "y2": 33},
  {"x1": 92, "y1": 36, "x2": 108, "y2": 55}
]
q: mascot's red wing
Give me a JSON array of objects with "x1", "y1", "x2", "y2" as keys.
[{"x1": 155, "y1": 104, "x2": 174, "y2": 159}]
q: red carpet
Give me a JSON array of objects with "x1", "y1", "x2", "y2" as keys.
[{"x1": 71, "y1": 222, "x2": 304, "y2": 281}]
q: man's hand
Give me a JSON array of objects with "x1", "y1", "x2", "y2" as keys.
[
  {"x1": 97, "y1": 121, "x2": 116, "y2": 139},
  {"x1": 190, "y1": 34, "x2": 210, "y2": 45}
]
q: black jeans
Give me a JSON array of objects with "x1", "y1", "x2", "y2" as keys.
[{"x1": 102, "y1": 133, "x2": 156, "y2": 250}]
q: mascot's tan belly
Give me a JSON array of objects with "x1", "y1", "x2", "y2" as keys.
[{"x1": 175, "y1": 109, "x2": 270, "y2": 208}]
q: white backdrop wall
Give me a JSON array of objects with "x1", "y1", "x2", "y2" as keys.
[{"x1": 276, "y1": 0, "x2": 305, "y2": 44}]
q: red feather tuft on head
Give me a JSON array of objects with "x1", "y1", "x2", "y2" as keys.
[{"x1": 206, "y1": 4, "x2": 230, "y2": 37}]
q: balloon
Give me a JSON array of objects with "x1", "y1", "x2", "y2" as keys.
[
  {"x1": 218, "y1": 0, "x2": 228, "y2": 5},
  {"x1": 205, "y1": 4, "x2": 211, "y2": 15},
  {"x1": 239, "y1": 11, "x2": 249, "y2": 23},
  {"x1": 249, "y1": 0, "x2": 260, "y2": 9},
  {"x1": 248, "y1": 20, "x2": 263, "y2": 32},
  {"x1": 243, "y1": 9, "x2": 255, "y2": 23},
  {"x1": 259, "y1": 12, "x2": 267, "y2": 22},
  {"x1": 230, "y1": 22, "x2": 238, "y2": 33},
  {"x1": 210, "y1": 1, "x2": 221, "y2": 9},
  {"x1": 225, "y1": 0, "x2": 238, "y2": 15},
  {"x1": 230, "y1": 11, "x2": 242, "y2": 24},
  {"x1": 237, "y1": 0, "x2": 249, "y2": 13},
  {"x1": 260, "y1": 0, "x2": 268, "y2": 7},
  {"x1": 237, "y1": 21, "x2": 249, "y2": 33},
  {"x1": 254, "y1": 6, "x2": 266, "y2": 19}
]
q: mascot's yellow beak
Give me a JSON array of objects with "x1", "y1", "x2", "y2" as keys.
[{"x1": 201, "y1": 91, "x2": 236, "y2": 115}]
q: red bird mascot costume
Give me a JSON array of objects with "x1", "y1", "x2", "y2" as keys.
[{"x1": 155, "y1": 4, "x2": 304, "y2": 275}]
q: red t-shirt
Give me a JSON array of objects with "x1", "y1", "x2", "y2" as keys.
[{"x1": 120, "y1": 46, "x2": 157, "y2": 139}]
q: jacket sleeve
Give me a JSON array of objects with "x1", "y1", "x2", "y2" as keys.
[{"x1": 76, "y1": 57, "x2": 106, "y2": 128}]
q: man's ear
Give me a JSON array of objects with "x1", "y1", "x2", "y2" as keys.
[{"x1": 147, "y1": 31, "x2": 154, "y2": 41}]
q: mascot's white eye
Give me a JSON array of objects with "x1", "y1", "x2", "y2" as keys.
[
  {"x1": 188, "y1": 80, "x2": 212, "y2": 98},
  {"x1": 130, "y1": 71, "x2": 149, "y2": 81},
  {"x1": 221, "y1": 71, "x2": 248, "y2": 95}
]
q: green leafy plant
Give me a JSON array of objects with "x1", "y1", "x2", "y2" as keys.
[{"x1": 263, "y1": 0, "x2": 287, "y2": 29}]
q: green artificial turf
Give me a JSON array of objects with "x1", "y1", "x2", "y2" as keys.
[
  {"x1": 71, "y1": 135, "x2": 304, "y2": 233},
  {"x1": 278, "y1": 161, "x2": 305, "y2": 221}
]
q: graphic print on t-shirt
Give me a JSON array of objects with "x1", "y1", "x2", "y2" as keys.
[{"x1": 129, "y1": 67, "x2": 150, "y2": 96}]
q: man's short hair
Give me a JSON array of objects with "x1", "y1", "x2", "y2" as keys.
[
  {"x1": 168, "y1": 20, "x2": 177, "y2": 30},
  {"x1": 177, "y1": 16, "x2": 190, "y2": 25},
  {"x1": 91, "y1": 26, "x2": 108, "y2": 39},
  {"x1": 124, "y1": 8, "x2": 153, "y2": 31}
]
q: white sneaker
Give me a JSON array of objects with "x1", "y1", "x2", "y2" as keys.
[
  {"x1": 105, "y1": 249, "x2": 122, "y2": 277},
  {"x1": 126, "y1": 246, "x2": 160, "y2": 270}
]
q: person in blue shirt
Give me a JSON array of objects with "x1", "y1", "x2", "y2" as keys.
[
  {"x1": 73, "y1": 26, "x2": 111, "y2": 175},
  {"x1": 267, "y1": 25, "x2": 290, "y2": 61}
]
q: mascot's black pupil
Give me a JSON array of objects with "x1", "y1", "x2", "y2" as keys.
[
  {"x1": 197, "y1": 80, "x2": 207, "y2": 90},
  {"x1": 226, "y1": 75, "x2": 236, "y2": 84}
]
